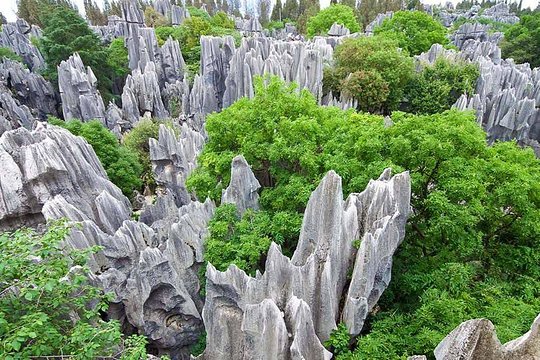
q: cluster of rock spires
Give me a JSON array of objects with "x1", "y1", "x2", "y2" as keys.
[
  {"x1": 438, "y1": 2, "x2": 520, "y2": 27},
  {"x1": 414, "y1": 3, "x2": 539, "y2": 157},
  {"x1": 1, "y1": 1, "x2": 540, "y2": 359}
]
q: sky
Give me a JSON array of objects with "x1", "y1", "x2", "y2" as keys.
[{"x1": 0, "y1": 0, "x2": 538, "y2": 22}]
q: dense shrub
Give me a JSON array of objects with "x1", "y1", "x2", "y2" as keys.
[
  {"x1": 500, "y1": 12, "x2": 540, "y2": 68},
  {"x1": 306, "y1": 4, "x2": 360, "y2": 37},
  {"x1": 405, "y1": 58, "x2": 479, "y2": 114},
  {"x1": 325, "y1": 35, "x2": 414, "y2": 113},
  {"x1": 374, "y1": 10, "x2": 449, "y2": 55},
  {"x1": 50, "y1": 118, "x2": 142, "y2": 197}
]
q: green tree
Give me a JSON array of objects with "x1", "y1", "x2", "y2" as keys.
[
  {"x1": 50, "y1": 118, "x2": 143, "y2": 197},
  {"x1": 84, "y1": 0, "x2": 107, "y2": 26},
  {"x1": 107, "y1": 37, "x2": 130, "y2": 100},
  {"x1": 500, "y1": 12, "x2": 540, "y2": 68},
  {"x1": 341, "y1": 69, "x2": 390, "y2": 113},
  {"x1": 0, "y1": 220, "x2": 148, "y2": 358},
  {"x1": 357, "y1": 0, "x2": 401, "y2": 30},
  {"x1": 40, "y1": 7, "x2": 115, "y2": 102},
  {"x1": 282, "y1": 0, "x2": 299, "y2": 21},
  {"x1": 405, "y1": 58, "x2": 479, "y2": 114},
  {"x1": 17, "y1": 0, "x2": 75, "y2": 27},
  {"x1": 325, "y1": 35, "x2": 414, "y2": 113},
  {"x1": 123, "y1": 119, "x2": 160, "y2": 189},
  {"x1": 374, "y1": 10, "x2": 449, "y2": 55},
  {"x1": 271, "y1": 0, "x2": 283, "y2": 21},
  {"x1": 306, "y1": 4, "x2": 360, "y2": 37}
]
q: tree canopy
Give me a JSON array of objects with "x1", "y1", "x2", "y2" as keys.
[
  {"x1": 306, "y1": 4, "x2": 360, "y2": 37},
  {"x1": 500, "y1": 12, "x2": 540, "y2": 68},
  {"x1": 374, "y1": 10, "x2": 449, "y2": 55}
]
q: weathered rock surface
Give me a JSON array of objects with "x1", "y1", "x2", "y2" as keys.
[
  {"x1": 0, "y1": 59, "x2": 58, "y2": 120},
  {"x1": 0, "y1": 19, "x2": 45, "y2": 71},
  {"x1": 199, "y1": 169, "x2": 411, "y2": 359},
  {"x1": 171, "y1": 5, "x2": 191, "y2": 25},
  {"x1": 149, "y1": 123, "x2": 205, "y2": 207},
  {"x1": 0, "y1": 83, "x2": 36, "y2": 136},
  {"x1": 433, "y1": 314, "x2": 540, "y2": 359},
  {"x1": 365, "y1": 12, "x2": 393, "y2": 35},
  {"x1": 221, "y1": 155, "x2": 260, "y2": 215},
  {"x1": 222, "y1": 36, "x2": 332, "y2": 109},
  {"x1": 328, "y1": 22, "x2": 350, "y2": 37},
  {"x1": 0, "y1": 123, "x2": 129, "y2": 231},
  {"x1": 58, "y1": 53, "x2": 107, "y2": 122}
]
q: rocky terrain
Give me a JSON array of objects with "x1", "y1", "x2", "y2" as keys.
[{"x1": 0, "y1": 0, "x2": 538, "y2": 359}]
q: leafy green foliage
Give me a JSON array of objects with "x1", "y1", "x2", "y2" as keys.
[
  {"x1": 405, "y1": 59, "x2": 479, "y2": 114},
  {"x1": 50, "y1": 118, "x2": 142, "y2": 197},
  {"x1": 325, "y1": 35, "x2": 413, "y2": 113},
  {"x1": 123, "y1": 119, "x2": 161, "y2": 189},
  {"x1": 189, "y1": 77, "x2": 540, "y2": 357},
  {"x1": 39, "y1": 7, "x2": 115, "y2": 101},
  {"x1": 306, "y1": 4, "x2": 360, "y2": 37},
  {"x1": 205, "y1": 204, "x2": 273, "y2": 276},
  {"x1": 0, "y1": 220, "x2": 147, "y2": 358},
  {"x1": 374, "y1": 10, "x2": 449, "y2": 55},
  {"x1": 341, "y1": 70, "x2": 390, "y2": 113},
  {"x1": 325, "y1": 323, "x2": 352, "y2": 356},
  {"x1": 500, "y1": 12, "x2": 540, "y2": 68},
  {"x1": 17, "y1": 0, "x2": 75, "y2": 27},
  {"x1": 0, "y1": 47, "x2": 23, "y2": 63}
]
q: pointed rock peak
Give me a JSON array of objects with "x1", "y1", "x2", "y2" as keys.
[{"x1": 221, "y1": 155, "x2": 261, "y2": 216}]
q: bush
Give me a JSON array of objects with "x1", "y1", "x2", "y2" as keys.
[
  {"x1": 341, "y1": 70, "x2": 390, "y2": 113},
  {"x1": 0, "y1": 220, "x2": 148, "y2": 358},
  {"x1": 374, "y1": 10, "x2": 449, "y2": 55},
  {"x1": 50, "y1": 118, "x2": 142, "y2": 197},
  {"x1": 306, "y1": 4, "x2": 360, "y2": 38},
  {"x1": 326, "y1": 35, "x2": 414, "y2": 113},
  {"x1": 500, "y1": 12, "x2": 540, "y2": 68},
  {"x1": 405, "y1": 58, "x2": 479, "y2": 114},
  {"x1": 122, "y1": 119, "x2": 161, "y2": 189}
]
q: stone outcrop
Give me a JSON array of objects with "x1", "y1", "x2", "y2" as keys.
[
  {"x1": 199, "y1": 169, "x2": 411, "y2": 359},
  {"x1": 57, "y1": 53, "x2": 107, "y2": 122},
  {"x1": 0, "y1": 59, "x2": 58, "y2": 120},
  {"x1": 431, "y1": 314, "x2": 540, "y2": 359},
  {"x1": 328, "y1": 23, "x2": 350, "y2": 37},
  {"x1": 171, "y1": 5, "x2": 191, "y2": 25},
  {"x1": 222, "y1": 37, "x2": 332, "y2": 109},
  {"x1": 0, "y1": 83, "x2": 36, "y2": 136},
  {"x1": 0, "y1": 19, "x2": 45, "y2": 71},
  {"x1": 221, "y1": 155, "x2": 260, "y2": 215},
  {"x1": 365, "y1": 12, "x2": 393, "y2": 35},
  {"x1": 0, "y1": 123, "x2": 129, "y2": 231},
  {"x1": 149, "y1": 123, "x2": 205, "y2": 207},
  {"x1": 480, "y1": 3, "x2": 520, "y2": 24}
]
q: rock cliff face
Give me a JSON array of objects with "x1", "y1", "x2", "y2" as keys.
[
  {"x1": 199, "y1": 169, "x2": 411, "y2": 359},
  {"x1": 0, "y1": 59, "x2": 58, "y2": 120},
  {"x1": 0, "y1": 83, "x2": 36, "y2": 136},
  {"x1": 0, "y1": 19, "x2": 45, "y2": 71},
  {"x1": 0, "y1": 123, "x2": 129, "y2": 231},
  {"x1": 58, "y1": 53, "x2": 107, "y2": 122},
  {"x1": 149, "y1": 123, "x2": 205, "y2": 207}
]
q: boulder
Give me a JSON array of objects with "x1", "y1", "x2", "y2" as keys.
[{"x1": 221, "y1": 155, "x2": 260, "y2": 215}]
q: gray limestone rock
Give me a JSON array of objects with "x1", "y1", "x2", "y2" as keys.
[
  {"x1": 0, "y1": 19, "x2": 45, "y2": 71},
  {"x1": 0, "y1": 59, "x2": 58, "y2": 120},
  {"x1": 57, "y1": 53, "x2": 106, "y2": 122},
  {"x1": 480, "y1": 3, "x2": 520, "y2": 24},
  {"x1": 221, "y1": 155, "x2": 260, "y2": 215},
  {"x1": 365, "y1": 12, "x2": 393, "y2": 35},
  {"x1": 149, "y1": 123, "x2": 205, "y2": 207},
  {"x1": 0, "y1": 123, "x2": 129, "y2": 232},
  {"x1": 0, "y1": 84, "x2": 36, "y2": 136},
  {"x1": 199, "y1": 169, "x2": 411, "y2": 359},
  {"x1": 172, "y1": 5, "x2": 191, "y2": 25},
  {"x1": 328, "y1": 23, "x2": 350, "y2": 37},
  {"x1": 434, "y1": 314, "x2": 540, "y2": 359}
]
